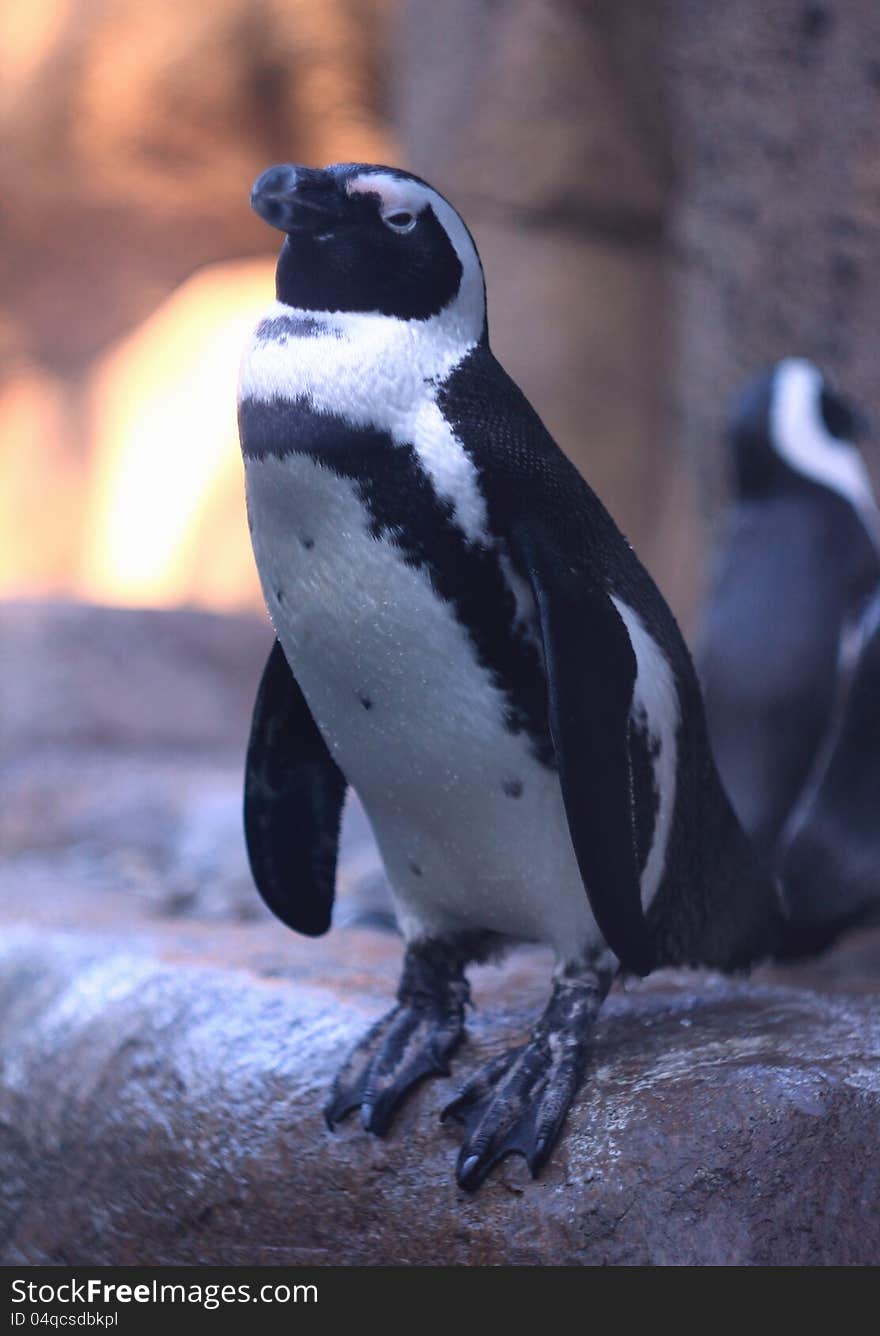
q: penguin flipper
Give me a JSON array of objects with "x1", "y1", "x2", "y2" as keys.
[
  {"x1": 244, "y1": 639, "x2": 347, "y2": 936},
  {"x1": 511, "y1": 524, "x2": 655, "y2": 976}
]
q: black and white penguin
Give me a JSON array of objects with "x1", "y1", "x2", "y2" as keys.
[
  {"x1": 699, "y1": 359, "x2": 880, "y2": 865},
  {"x1": 776, "y1": 587, "x2": 880, "y2": 955},
  {"x1": 238, "y1": 162, "x2": 783, "y2": 1190}
]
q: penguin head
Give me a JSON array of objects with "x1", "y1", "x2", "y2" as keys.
[
  {"x1": 729, "y1": 358, "x2": 871, "y2": 502},
  {"x1": 250, "y1": 162, "x2": 486, "y2": 341}
]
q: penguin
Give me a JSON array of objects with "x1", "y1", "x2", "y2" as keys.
[
  {"x1": 776, "y1": 587, "x2": 880, "y2": 956},
  {"x1": 698, "y1": 359, "x2": 880, "y2": 866},
  {"x1": 237, "y1": 162, "x2": 784, "y2": 1190}
]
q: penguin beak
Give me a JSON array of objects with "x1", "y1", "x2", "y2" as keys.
[{"x1": 250, "y1": 164, "x2": 340, "y2": 235}]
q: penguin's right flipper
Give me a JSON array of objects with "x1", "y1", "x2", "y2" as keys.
[
  {"x1": 510, "y1": 523, "x2": 655, "y2": 976},
  {"x1": 244, "y1": 639, "x2": 347, "y2": 936}
]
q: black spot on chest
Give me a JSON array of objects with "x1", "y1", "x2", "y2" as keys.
[{"x1": 240, "y1": 395, "x2": 555, "y2": 766}]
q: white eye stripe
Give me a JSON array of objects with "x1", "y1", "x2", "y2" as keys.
[
  {"x1": 771, "y1": 358, "x2": 880, "y2": 552},
  {"x1": 348, "y1": 174, "x2": 422, "y2": 211}
]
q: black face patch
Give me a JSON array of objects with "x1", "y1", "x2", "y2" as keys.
[
  {"x1": 819, "y1": 385, "x2": 861, "y2": 442},
  {"x1": 728, "y1": 366, "x2": 867, "y2": 496},
  {"x1": 239, "y1": 396, "x2": 555, "y2": 767},
  {"x1": 726, "y1": 370, "x2": 781, "y2": 495},
  {"x1": 273, "y1": 200, "x2": 463, "y2": 322}
]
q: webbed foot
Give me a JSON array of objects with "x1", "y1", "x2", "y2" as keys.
[
  {"x1": 325, "y1": 939, "x2": 469, "y2": 1136},
  {"x1": 442, "y1": 970, "x2": 607, "y2": 1191}
]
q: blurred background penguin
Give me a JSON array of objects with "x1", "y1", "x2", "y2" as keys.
[{"x1": 698, "y1": 359, "x2": 880, "y2": 953}]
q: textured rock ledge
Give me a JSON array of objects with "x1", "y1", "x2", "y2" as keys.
[
  {"x1": 2, "y1": 915, "x2": 880, "y2": 1266},
  {"x1": 3, "y1": 602, "x2": 880, "y2": 1265}
]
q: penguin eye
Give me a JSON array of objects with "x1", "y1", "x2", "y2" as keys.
[{"x1": 382, "y1": 211, "x2": 417, "y2": 234}]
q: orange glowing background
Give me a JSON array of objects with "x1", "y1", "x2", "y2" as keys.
[
  {"x1": 0, "y1": 0, "x2": 396, "y2": 613},
  {"x1": 2, "y1": 261, "x2": 277, "y2": 613},
  {"x1": 77, "y1": 260, "x2": 273, "y2": 611}
]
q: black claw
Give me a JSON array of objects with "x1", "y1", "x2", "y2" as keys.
[
  {"x1": 324, "y1": 1009, "x2": 398, "y2": 1131},
  {"x1": 327, "y1": 1002, "x2": 461, "y2": 1136},
  {"x1": 456, "y1": 1150, "x2": 487, "y2": 1192},
  {"x1": 455, "y1": 1119, "x2": 538, "y2": 1191},
  {"x1": 361, "y1": 1095, "x2": 405, "y2": 1137},
  {"x1": 451, "y1": 1088, "x2": 552, "y2": 1190},
  {"x1": 441, "y1": 1048, "x2": 519, "y2": 1125},
  {"x1": 324, "y1": 1095, "x2": 358, "y2": 1131},
  {"x1": 459, "y1": 1153, "x2": 481, "y2": 1181},
  {"x1": 360, "y1": 1052, "x2": 440, "y2": 1137},
  {"x1": 324, "y1": 942, "x2": 470, "y2": 1139},
  {"x1": 446, "y1": 971, "x2": 607, "y2": 1190}
]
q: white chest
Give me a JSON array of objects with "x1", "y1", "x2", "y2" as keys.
[
  {"x1": 239, "y1": 306, "x2": 680, "y2": 966},
  {"x1": 244, "y1": 450, "x2": 598, "y2": 959}
]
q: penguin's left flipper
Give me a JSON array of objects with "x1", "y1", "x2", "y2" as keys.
[
  {"x1": 511, "y1": 523, "x2": 655, "y2": 977},
  {"x1": 244, "y1": 639, "x2": 347, "y2": 936}
]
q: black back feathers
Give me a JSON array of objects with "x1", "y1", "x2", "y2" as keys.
[{"x1": 439, "y1": 345, "x2": 781, "y2": 974}]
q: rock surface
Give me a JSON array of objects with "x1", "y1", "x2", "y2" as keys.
[
  {"x1": 2, "y1": 601, "x2": 880, "y2": 1265},
  {"x1": 3, "y1": 919, "x2": 880, "y2": 1266}
]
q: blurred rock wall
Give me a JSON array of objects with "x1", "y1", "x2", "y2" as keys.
[
  {"x1": 665, "y1": 0, "x2": 880, "y2": 527},
  {"x1": 0, "y1": 0, "x2": 394, "y2": 376},
  {"x1": 396, "y1": 0, "x2": 880, "y2": 622},
  {"x1": 0, "y1": 0, "x2": 395, "y2": 602},
  {"x1": 395, "y1": 0, "x2": 694, "y2": 611}
]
